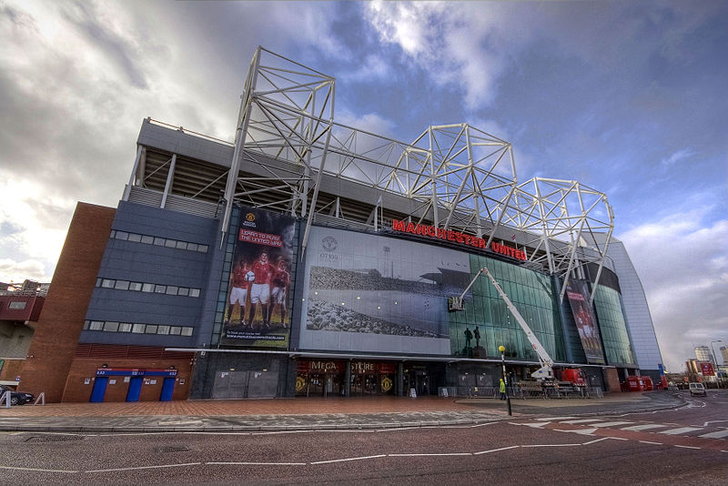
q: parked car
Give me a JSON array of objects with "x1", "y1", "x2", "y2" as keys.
[
  {"x1": 688, "y1": 382, "x2": 707, "y2": 397},
  {"x1": 0, "y1": 385, "x2": 35, "y2": 405}
]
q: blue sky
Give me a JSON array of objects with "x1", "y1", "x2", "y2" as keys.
[{"x1": 0, "y1": 0, "x2": 726, "y2": 371}]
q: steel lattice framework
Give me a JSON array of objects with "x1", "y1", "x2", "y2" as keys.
[{"x1": 222, "y1": 47, "x2": 614, "y2": 298}]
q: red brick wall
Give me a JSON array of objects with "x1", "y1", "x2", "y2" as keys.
[
  {"x1": 19, "y1": 203, "x2": 116, "y2": 402},
  {"x1": 63, "y1": 344, "x2": 194, "y2": 402},
  {"x1": 63, "y1": 357, "x2": 194, "y2": 402}
]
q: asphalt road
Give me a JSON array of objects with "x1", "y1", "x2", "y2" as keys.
[{"x1": 1, "y1": 392, "x2": 726, "y2": 485}]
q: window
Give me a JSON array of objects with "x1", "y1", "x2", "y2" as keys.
[
  {"x1": 181, "y1": 327, "x2": 194, "y2": 336},
  {"x1": 101, "y1": 279, "x2": 115, "y2": 288},
  {"x1": 189, "y1": 288, "x2": 200, "y2": 298},
  {"x1": 187, "y1": 243, "x2": 198, "y2": 252},
  {"x1": 110, "y1": 230, "x2": 116, "y2": 238},
  {"x1": 157, "y1": 325, "x2": 170, "y2": 335},
  {"x1": 177, "y1": 287, "x2": 189, "y2": 297},
  {"x1": 164, "y1": 239, "x2": 176, "y2": 248},
  {"x1": 169, "y1": 326, "x2": 182, "y2": 335},
  {"x1": 83, "y1": 320, "x2": 90, "y2": 330},
  {"x1": 176, "y1": 241, "x2": 188, "y2": 250},
  {"x1": 132, "y1": 324, "x2": 146, "y2": 334},
  {"x1": 89, "y1": 321, "x2": 104, "y2": 331},
  {"x1": 129, "y1": 282, "x2": 143, "y2": 292},
  {"x1": 114, "y1": 280, "x2": 130, "y2": 290},
  {"x1": 145, "y1": 325, "x2": 158, "y2": 334},
  {"x1": 141, "y1": 235, "x2": 154, "y2": 244},
  {"x1": 115, "y1": 231, "x2": 129, "y2": 240},
  {"x1": 8, "y1": 301, "x2": 27, "y2": 310},
  {"x1": 165, "y1": 286, "x2": 178, "y2": 296},
  {"x1": 197, "y1": 245, "x2": 209, "y2": 253},
  {"x1": 154, "y1": 285, "x2": 166, "y2": 294},
  {"x1": 103, "y1": 322, "x2": 119, "y2": 332},
  {"x1": 127, "y1": 233, "x2": 142, "y2": 243},
  {"x1": 153, "y1": 237, "x2": 165, "y2": 246},
  {"x1": 142, "y1": 283, "x2": 154, "y2": 293},
  {"x1": 119, "y1": 322, "x2": 133, "y2": 332}
]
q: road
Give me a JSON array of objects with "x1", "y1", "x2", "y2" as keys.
[{"x1": 1, "y1": 391, "x2": 726, "y2": 485}]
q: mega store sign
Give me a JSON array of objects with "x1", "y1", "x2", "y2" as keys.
[{"x1": 391, "y1": 219, "x2": 527, "y2": 261}]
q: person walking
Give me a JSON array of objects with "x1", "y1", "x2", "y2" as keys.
[{"x1": 499, "y1": 378, "x2": 507, "y2": 400}]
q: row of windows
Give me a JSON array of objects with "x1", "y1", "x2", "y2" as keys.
[
  {"x1": 83, "y1": 320, "x2": 194, "y2": 336},
  {"x1": 110, "y1": 230, "x2": 209, "y2": 253},
  {"x1": 96, "y1": 278, "x2": 201, "y2": 298}
]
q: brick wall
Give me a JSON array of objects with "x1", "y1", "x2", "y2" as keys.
[
  {"x1": 63, "y1": 344, "x2": 194, "y2": 402},
  {"x1": 19, "y1": 203, "x2": 116, "y2": 402}
]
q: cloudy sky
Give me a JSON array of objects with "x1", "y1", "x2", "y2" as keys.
[{"x1": 1, "y1": 0, "x2": 726, "y2": 371}]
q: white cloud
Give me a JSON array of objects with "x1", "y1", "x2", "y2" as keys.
[
  {"x1": 618, "y1": 210, "x2": 728, "y2": 371},
  {"x1": 364, "y1": 1, "x2": 508, "y2": 109},
  {"x1": 660, "y1": 147, "x2": 696, "y2": 166}
]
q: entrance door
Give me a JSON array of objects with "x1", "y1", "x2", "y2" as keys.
[
  {"x1": 125, "y1": 376, "x2": 143, "y2": 402},
  {"x1": 89, "y1": 377, "x2": 108, "y2": 403}
]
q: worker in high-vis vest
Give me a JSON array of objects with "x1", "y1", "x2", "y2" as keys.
[{"x1": 499, "y1": 378, "x2": 507, "y2": 400}]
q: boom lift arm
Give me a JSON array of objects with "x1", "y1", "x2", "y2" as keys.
[{"x1": 455, "y1": 267, "x2": 554, "y2": 380}]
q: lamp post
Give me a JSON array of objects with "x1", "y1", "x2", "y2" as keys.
[
  {"x1": 498, "y1": 345, "x2": 512, "y2": 416},
  {"x1": 710, "y1": 340, "x2": 724, "y2": 388}
]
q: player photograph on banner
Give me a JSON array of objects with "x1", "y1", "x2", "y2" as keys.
[{"x1": 221, "y1": 206, "x2": 296, "y2": 348}]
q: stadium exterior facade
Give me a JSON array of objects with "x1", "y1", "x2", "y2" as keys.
[{"x1": 17, "y1": 48, "x2": 665, "y2": 402}]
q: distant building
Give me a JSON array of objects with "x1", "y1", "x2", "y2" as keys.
[
  {"x1": 695, "y1": 345, "x2": 712, "y2": 363},
  {"x1": 0, "y1": 280, "x2": 48, "y2": 387},
  {"x1": 720, "y1": 346, "x2": 728, "y2": 365}
]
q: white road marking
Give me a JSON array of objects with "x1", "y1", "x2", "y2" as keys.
[
  {"x1": 310, "y1": 454, "x2": 387, "y2": 465},
  {"x1": 673, "y1": 445, "x2": 701, "y2": 450},
  {"x1": 620, "y1": 424, "x2": 668, "y2": 432},
  {"x1": 639, "y1": 440, "x2": 663, "y2": 445},
  {"x1": 207, "y1": 461, "x2": 306, "y2": 466},
  {"x1": 86, "y1": 462, "x2": 202, "y2": 473},
  {"x1": 389, "y1": 453, "x2": 472, "y2": 457},
  {"x1": 0, "y1": 465, "x2": 79, "y2": 473},
  {"x1": 473, "y1": 445, "x2": 520, "y2": 455},
  {"x1": 698, "y1": 429, "x2": 728, "y2": 439},
  {"x1": 553, "y1": 428, "x2": 597, "y2": 435},
  {"x1": 469, "y1": 422, "x2": 500, "y2": 428},
  {"x1": 590, "y1": 421, "x2": 634, "y2": 428},
  {"x1": 582, "y1": 437, "x2": 610, "y2": 445},
  {"x1": 521, "y1": 443, "x2": 582, "y2": 447},
  {"x1": 560, "y1": 418, "x2": 603, "y2": 424},
  {"x1": 658, "y1": 427, "x2": 704, "y2": 435},
  {"x1": 536, "y1": 417, "x2": 575, "y2": 421},
  {"x1": 702, "y1": 420, "x2": 728, "y2": 427}
]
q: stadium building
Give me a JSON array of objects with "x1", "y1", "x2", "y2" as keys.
[{"x1": 15, "y1": 48, "x2": 665, "y2": 402}]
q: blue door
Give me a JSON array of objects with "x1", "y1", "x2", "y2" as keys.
[
  {"x1": 90, "y1": 377, "x2": 108, "y2": 403},
  {"x1": 160, "y1": 377, "x2": 175, "y2": 401},
  {"x1": 125, "y1": 376, "x2": 143, "y2": 402}
]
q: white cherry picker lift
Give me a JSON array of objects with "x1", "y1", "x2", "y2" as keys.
[{"x1": 450, "y1": 266, "x2": 555, "y2": 380}]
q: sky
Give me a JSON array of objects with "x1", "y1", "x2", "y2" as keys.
[{"x1": 0, "y1": 0, "x2": 726, "y2": 371}]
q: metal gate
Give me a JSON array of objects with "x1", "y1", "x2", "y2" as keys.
[{"x1": 212, "y1": 370, "x2": 278, "y2": 399}]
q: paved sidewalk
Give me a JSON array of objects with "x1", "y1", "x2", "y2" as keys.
[{"x1": 0, "y1": 392, "x2": 685, "y2": 433}]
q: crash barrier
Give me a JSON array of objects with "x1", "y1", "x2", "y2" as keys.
[
  {"x1": 33, "y1": 392, "x2": 45, "y2": 406},
  {"x1": 1, "y1": 391, "x2": 9, "y2": 408},
  {"x1": 454, "y1": 383, "x2": 604, "y2": 399}
]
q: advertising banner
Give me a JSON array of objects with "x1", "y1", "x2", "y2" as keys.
[
  {"x1": 220, "y1": 206, "x2": 296, "y2": 348},
  {"x1": 565, "y1": 280, "x2": 605, "y2": 364},
  {"x1": 298, "y1": 226, "x2": 469, "y2": 355},
  {"x1": 700, "y1": 362, "x2": 715, "y2": 376}
]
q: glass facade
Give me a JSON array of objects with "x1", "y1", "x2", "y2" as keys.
[
  {"x1": 448, "y1": 254, "x2": 565, "y2": 362},
  {"x1": 593, "y1": 284, "x2": 636, "y2": 366}
]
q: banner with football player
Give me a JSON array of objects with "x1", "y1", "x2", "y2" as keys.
[{"x1": 221, "y1": 206, "x2": 296, "y2": 348}]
